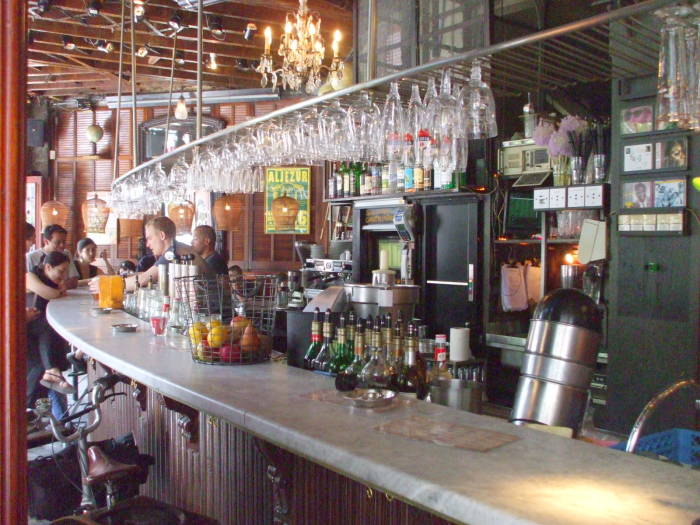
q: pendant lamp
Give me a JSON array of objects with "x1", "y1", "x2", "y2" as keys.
[
  {"x1": 213, "y1": 194, "x2": 244, "y2": 231},
  {"x1": 168, "y1": 201, "x2": 196, "y2": 234},
  {"x1": 271, "y1": 193, "x2": 299, "y2": 230},
  {"x1": 82, "y1": 192, "x2": 110, "y2": 234},
  {"x1": 40, "y1": 200, "x2": 70, "y2": 229}
]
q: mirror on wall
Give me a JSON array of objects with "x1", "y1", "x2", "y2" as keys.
[{"x1": 139, "y1": 115, "x2": 225, "y2": 163}]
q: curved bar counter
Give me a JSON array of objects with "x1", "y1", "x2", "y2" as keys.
[{"x1": 48, "y1": 292, "x2": 700, "y2": 525}]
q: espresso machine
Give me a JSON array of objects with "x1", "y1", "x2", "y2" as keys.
[{"x1": 295, "y1": 240, "x2": 353, "y2": 303}]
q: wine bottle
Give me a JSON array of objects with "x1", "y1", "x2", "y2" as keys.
[
  {"x1": 397, "y1": 323, "x2": 428, "y2": 398},
  {"x1": 335, "y1": 318, "x2": 365, "y2": 391},
  {"x1": 429, "y1": 334, "x2": 452, "y2": 382},
  {"x1": 312, "y1": 309, "x2": 333, "y2": 372},
  {"x1": 328, "y1": 313, "x2": 347, "y2": 375},
  {"x1": 303, "y1": 308, "x2": 322, "y2": 369}
]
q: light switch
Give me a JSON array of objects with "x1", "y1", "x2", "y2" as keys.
[
  {"x1": 585, "y1": 185, "x2": 604, "y2": 207},
  {"x1": 549, "y1": 187, "x2": 567, "y2": 209},
  {"x1": 567, "y1": 186, "x2": 585, "y2": 208},
  {"x1": 533, "y1": 188, "x2": 550, "y2": 210}
]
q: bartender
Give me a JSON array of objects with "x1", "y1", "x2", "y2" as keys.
[
  {"x1": 90, "y1": 216, "x2": 210, "y2": 293},
  {"x1": 192, "y1": 225, "x2": 228, "y2": 275}
]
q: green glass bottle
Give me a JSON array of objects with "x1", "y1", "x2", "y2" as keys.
[
  {"x1": 303, "y1": 307, "x2": 322, "y2": 369},
  {"x1": 312, "y1": 309, "x2": 333, "y2": 372},
  {"x1": 335, "y1": 318, "x2": 365, "y2": 391},
  {"x1": 328, "y1": 313, "x2": 347, "y2": 375}
]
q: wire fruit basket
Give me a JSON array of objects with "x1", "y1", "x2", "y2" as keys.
[{"x1": 175, "y1": 274, "x2": 278, "y2": 365}]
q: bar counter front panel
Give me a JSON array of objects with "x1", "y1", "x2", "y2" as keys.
[{"x1": 47, "y1": 292, "x2": 700, "y2": 525}]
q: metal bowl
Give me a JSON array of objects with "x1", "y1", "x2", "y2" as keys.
[
  {"x1": 112, "y1": 323, "x2": 138, "y2": 333},
  {"x1": 344, "y1": 388, "x2": 396, "y2": 408}
]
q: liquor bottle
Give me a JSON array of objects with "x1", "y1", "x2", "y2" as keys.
[
  {"x1": 353, "y1": 163, "x2": 362, "y2": 197},
  {"x1": 388, "y1": 162, "x2": 398, "y2": 194},
  {"x1": 328, "y1": 313, "x2": 347, "y2": 375},
  {"x1": 381, "y1": 164, "x2": 390, "y2": 194},
  {"x1": 371, "y1": 164, "x2": 381, "y2": 195},
  {"x1": 429, "y1": 334, "x2": 452, "y2": 382},
  {"x1": 335, "y1": 318, "x2": 365, "y2": 391},
  {"x1": 397, "y1": 323, "x2": 428, "y2": 398},
  {"x1": 403, "y1": 140, "x2": 414, "y2": 193},
  {"x1": 328, "y1": 167, "x2": 336, "y2": 199},
  {"x1": 387, "y1": 319, "x2": 404, "y2": 390},
  {"x1": 363, "y1": 315, "x2": 374, "y2": 362},
  {"x1": 382, "y1": 313, "x2": 393, "y2": 353},
  {"x1": 359, "y1": 318, "x2": 391, "y2": 389},
  {"x1": 303, "y1": 308, "x2": 322, "y2": 369},
  {"x1": 312, "y1": 309, "x2": 334, "y2": 371},
  {"x1": 346, "y1": 311, "x2": 356, "y2": 355},
  {"x1": 335, "y1": 163, "x2": 344, "y2": 199},
  {"x1": 396, "y1": 161, "x2": 405, "y2": 193},
  {"x1": 343, "y1": 162, "x2": 351, "y2": 198},
  {"x1": 413, "y1": 163, "x2": 424, "y2": 192}
]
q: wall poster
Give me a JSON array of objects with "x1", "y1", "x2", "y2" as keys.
[{"x1": 264, "y1": 166, "x2": 311, "y2": 234}]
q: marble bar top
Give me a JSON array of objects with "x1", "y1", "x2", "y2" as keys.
[{"x1": 48, "y1": 291, "x2": 700, "y2": 525}]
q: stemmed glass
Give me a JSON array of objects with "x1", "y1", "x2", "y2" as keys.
[{"x1": 463, "y1": 58, "x2": 498, "y2": 139}]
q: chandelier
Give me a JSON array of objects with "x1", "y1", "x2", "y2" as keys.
[{"x1": 255, "y1": 0, "x2": 344, "y2": 94}]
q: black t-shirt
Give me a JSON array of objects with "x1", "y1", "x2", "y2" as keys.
[
  {"x1": 74, "y1": 261, "x2": 99, "y2": 279},
  {"x1": 27, "y1": 266, "x2": 59, "y2": 314},
  {"x1": 204, "y1": 251, "x2": 229, "y2": 275}
]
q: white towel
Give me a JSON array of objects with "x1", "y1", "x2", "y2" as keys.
[{"x1": 501, "y1": 264, "x2": 528, "y2": 312}]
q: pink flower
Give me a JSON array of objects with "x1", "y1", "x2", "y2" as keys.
[
  {"x1": 559, "y1": 115, "x2": 588, "y2": 134},
  {"x1": 547, "y1": 128, "x2": 573, "y2": 157},
  {"x1": 533, "y1": 120, "x2": 555, "y2": 147}
]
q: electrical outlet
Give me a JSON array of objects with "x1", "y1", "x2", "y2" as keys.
[
  {"x1": 585, "y1": 184, "x2": 604, "y2": 207},
  {"x1": 549, "y1": 187, "x2": 567, "y2": 209},
  {"x1": 567, "y1": 186, "x2": 585, "y2": 208},
  {"x1": 533, "y1": 188, "x2": 550, "y2": 210}
]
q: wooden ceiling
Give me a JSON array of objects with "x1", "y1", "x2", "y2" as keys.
[{"x1": 27, "y1": 0, "x2": 353, "y2": 99}]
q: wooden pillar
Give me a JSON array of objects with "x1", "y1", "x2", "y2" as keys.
[{"x1": 0, "y1": 0, "x2": 27, "y2": 523}]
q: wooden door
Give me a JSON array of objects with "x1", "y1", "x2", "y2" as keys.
[{"x1": 0, "y1": 1, "x2": 28, "y2": 524}]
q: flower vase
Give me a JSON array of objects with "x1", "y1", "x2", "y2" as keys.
[
  {"x1": 552, "y1": 156, "x2": 570, "y2": 186},
  {"x1": 570, "y1": 156, "x2": 584, "y2": 184}
]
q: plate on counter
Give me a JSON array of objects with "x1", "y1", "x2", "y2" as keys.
[{"x1": 344, "y1": 388, "x2": 396, "y2": 409}]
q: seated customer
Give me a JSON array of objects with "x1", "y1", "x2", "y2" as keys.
[
  {"x1": 74, "y1": 237, "x2": 115, "y2": 285},
  {"x1": 192, "y1": 225, "x2": 228, "y2": 275},
  {"x1": 26, "y1": 224, "x2": 79, "y2": 289},
  {"x1": 26, "y1": 251, "x2": 75, "y2": 410}
]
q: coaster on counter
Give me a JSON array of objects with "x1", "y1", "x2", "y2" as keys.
[{"x1": 375, "y1": 415, "x2": 519, "y2": 452}]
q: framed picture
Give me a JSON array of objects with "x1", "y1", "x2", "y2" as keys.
[
  {"x1": 654, "y1": 137, "x2": 688, "y2": 171},
  {"x1": 193, "y1": 190, "x2": 213, "y2": 228},
  {"x1": 621, "y1": 104, "x2": 653, "y2": 135},
  {"x1": 88, "y1": 191, "x2": 118, "y2": 246},
  {"x1": 623, "y1": 143, "x2": 653, "y2": 172},
  {"x1": 653, "y1": 178, "x2": 686, "y2": 208},
  {"x1": 621, "y1": 180, "x2": 653, "y2": 209},
  {"x1": 264, "y1": 166, "x2": 311, "y2": 234}
]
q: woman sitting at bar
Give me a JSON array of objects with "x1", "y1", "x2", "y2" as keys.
[
  {"x1": 26, "y1": 251, "x2": 75, "y2": 402},
  {"x1": 74, "y1": 237, "x2": 114, "y2": 285}
]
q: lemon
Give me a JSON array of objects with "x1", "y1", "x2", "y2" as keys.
[
  {"x1": 206, "y1": 319, "x2": 222, "y2": 332},
  {"x1": 207, "y1": 325, "x2": 230, "y2": 349},
  {"x1": 188, "y1": 324, "x2": 207, "y2": 345}
]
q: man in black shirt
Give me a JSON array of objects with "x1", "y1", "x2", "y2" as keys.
[{"x1": 192, "y1": 225, "x2": 229, "y2": 275}]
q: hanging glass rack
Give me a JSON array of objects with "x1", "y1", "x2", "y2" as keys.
[{"x1": 112, "y1": 0, "x2": 673, "y2": 194}]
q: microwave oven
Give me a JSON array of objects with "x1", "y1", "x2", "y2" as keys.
[{"x1": 498, "y1": 138, "x2": 551, "y2": 178}]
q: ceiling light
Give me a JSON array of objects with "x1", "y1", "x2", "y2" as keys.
[
  {"x1": 87, "y1": 0, "x2": 102, "y2": 16},
  {"x1": 96, "y1": 40, "x2": 114, "y2": 53},
  {"x1": 174, "y1": 94, "x2": 188, "y2": 120},
  {"x1": 169, "y1": 13, "x2": 183, "y2": 31},
  {"x1": 208, "y1": 15, "x2": 224, "y2": 39},
  {"x1": 37, "y1": 0, "x2": 52, "y2": 15},
  {"x1": 62, "y1": 35, "x2": 76, "y2": 51},
  {"x1": 135, "y1": 46, "x2": 149, "y2": 58},
  {"x1": 174, "y1": 50, "x2": 186, "y2": 65},
  {"x1": 207, "y1": 53, "x2": 218, "y2": 70},
  {"x1": 243, "y1": 22, "x2": 257, "y2": 41}
]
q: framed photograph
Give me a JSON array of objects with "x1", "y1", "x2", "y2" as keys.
[
  {"x1": 623, "y1": 143, "x2": 653, "y2": 172},
  {"x1": 653, "y1": 178, "x2": 686, "y2": 208},
  {"x1": 621, "y1": 105, "x2": 653, "y2": 135},
  {"x1": 264, "y1": 166, "x2": 311, "y2": 234},
  {"x1": 88, "y1": 191, "x2": 118, "y2": 246},
  {"x1": 654, "y1": 137, "x2": 688, "y2": 170},
  {"x1": 621, "y1": 180, "x2": 653, "y2": 209}
]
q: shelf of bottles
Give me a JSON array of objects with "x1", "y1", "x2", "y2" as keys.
[{"x1": 303, "y1": 308, "x2": 485, "y2": 399}]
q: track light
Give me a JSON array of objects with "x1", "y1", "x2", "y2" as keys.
[
  {"x1": 235, "y1": 58, "x2": 249, "y2": 71},
  {"x1": 37, "y1": 0, "x2": 52, "y2": 15},
  {"x1": 174, "y1": 50, "x2": 186, "y2": 65},
  {"x1": 87, "y1": 0, "x2": 102, "y2": 16},
  {"x1": 207, "y1": 53, "x2": 218, "y2": 71},
  {"x1": 208, "y1": 16, "x2": 224, "y2": 39},
  {"x1": 243, "y1": 22, "x2": 257, "y2": 41},
  {"x1": 169, "y1": 13, "x2": 183, "y2": 31},
  {"x1": 174, "y1": 94, "x2": 188, "y2": 120},
  {"x1": 62, "y1": 35, "x2": 76, "y2": 51},
  {"x1": 135, "y1": 44, "x2": 158, "y2": 58},
  {"x1": 134, "y1": 4, "x2": 146, "y2": 22},
  {"x1": 96, "y1": 40, "x2": 114, "y2": 53}
]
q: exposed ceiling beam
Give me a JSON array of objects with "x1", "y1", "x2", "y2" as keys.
[{"x1": 28, "y1": 73, "x2": 107, "y2": 83}]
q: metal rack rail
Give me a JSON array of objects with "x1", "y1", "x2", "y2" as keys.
[{"x1": 112, "y1": 0, "x2": 672, "y2": 192}]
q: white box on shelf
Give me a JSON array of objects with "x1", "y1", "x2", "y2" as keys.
[
  {"x1": 549, "y1": 187, "x2": 567, "y2": 209},
  {"x1": 585, "y1": 185, "x2": 604, "y2": 207},
  {"x1": 567, "y1": 186, "x2": 586, "y2": 208}
]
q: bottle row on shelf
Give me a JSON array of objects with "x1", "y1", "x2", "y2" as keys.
[
  {"x1": 303, "y1": 309, "x2": 483, "y2": 399},
  {"x1": 327, "y1": 161, "x2": 467, "y2": 200}
]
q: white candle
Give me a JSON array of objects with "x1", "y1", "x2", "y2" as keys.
[{"x1": 379, "y1": 250, "x2": 388, "y2": 271}]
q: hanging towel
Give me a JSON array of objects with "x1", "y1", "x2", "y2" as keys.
[{"x1": 501, "y1": 263, "x2": 528, "y2": 312}]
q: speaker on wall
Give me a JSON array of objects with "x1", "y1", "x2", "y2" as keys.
[{"x1": 27, "y1": 119, "x2": 45, "y2": 147}]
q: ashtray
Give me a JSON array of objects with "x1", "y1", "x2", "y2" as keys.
[
  {"x1": 343, "y1": 388, "x2": 396, "y2": 408},
  {"x1": 92, "y1": 307, "x2": 113, "y2": 314},
  {"x1": 112, "y1": 323, "x2": 137, "y2": 333}
]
